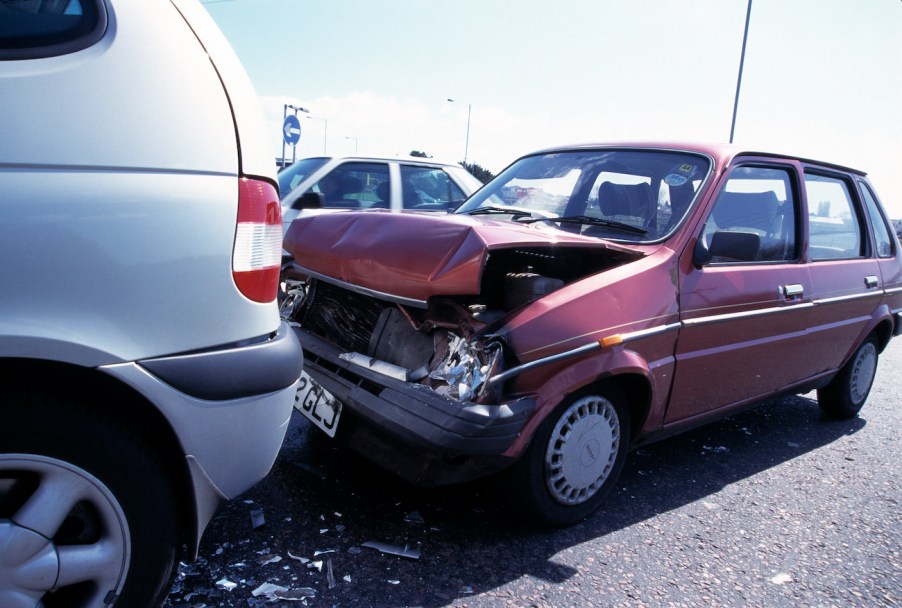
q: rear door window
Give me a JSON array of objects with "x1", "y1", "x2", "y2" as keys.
[
  {"x1": 0, "y1": 0, "x2": 106, "y2": 59},
  {"x1": 805, "y1": 173, "x2": 867, "y2": 260}
]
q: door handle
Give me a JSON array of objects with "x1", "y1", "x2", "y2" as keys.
[
  {"x1": 782, "y1": 284, "x2": 804, "y2": 298},
  {"x1": 865, "y1": 275, "x2": 879, "y2": 288}
]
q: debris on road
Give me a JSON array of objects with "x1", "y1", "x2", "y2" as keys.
[
  {"x1": 361, "y1": 540, "x2": 422, "y2": 560},
  {"x1": 251, "y1": 582, "x2": 316, "y2": 601},
  {"x1": 250, "y1": 507, "x2": 265, "y2": 529}
]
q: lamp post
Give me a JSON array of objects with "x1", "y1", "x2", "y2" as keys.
[
  {"x1": 345, "y1": 136, "x2": 358, "y2": 154},
  {"x1": 447, "y1": 98, "x2": 471, "y2": 166},
  {"x1": 306, "y1": 115, "x2": 328, "y2": 154},
  {"x1": 729, "y1": 0, "x2": 753, "y2": 144},
  {"x1": 281, "y1": 104, "x2": 309, "y2": 167}
]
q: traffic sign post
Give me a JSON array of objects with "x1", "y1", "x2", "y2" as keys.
[{"x1": 280, "y1": 104, "x2": 309, "y2": 168}]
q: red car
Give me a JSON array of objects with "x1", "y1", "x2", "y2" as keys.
[{"x1": 283, "y1": 142, "x2": 902, "y2": 526}]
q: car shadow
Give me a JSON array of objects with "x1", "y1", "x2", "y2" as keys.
[{"x1": 173, "y1": 393, "x2": 865, "y2": 607}]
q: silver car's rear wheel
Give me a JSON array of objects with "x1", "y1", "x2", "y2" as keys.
[
  {"x1": 544, "y1": 395, "x2": 621, "y2": 506},
  {"x1": 0, "y1": 455, "x2": 129, "y2": 608},
  {"x1": 1, "y1": 391, "x2": 181, "y2": 608}
]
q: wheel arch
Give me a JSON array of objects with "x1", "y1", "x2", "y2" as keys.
[
  {"x1": 0, "y1": 357, "x2": 199, "y2": 554},
  {"x1": 579, "y1": 372, "x2": 652, "y2": 444}
]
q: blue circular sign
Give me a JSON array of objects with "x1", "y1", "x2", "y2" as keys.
[{"x1": 282, "y1": 115, "x2": 302, "y2": 145}]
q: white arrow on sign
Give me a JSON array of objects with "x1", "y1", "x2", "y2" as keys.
[{"x1": 282, "y1": 115, "x2": 302, "y2": 145}]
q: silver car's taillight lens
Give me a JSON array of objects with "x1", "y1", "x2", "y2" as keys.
[{"x1": 233, "y1": 177, "x2": 282, "y2": 303}]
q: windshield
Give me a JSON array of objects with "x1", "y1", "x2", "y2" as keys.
[
  {"x1": 455, "y1": 149, "x2": 710, "y2": 242},
  {"x1": 277, "y1": 157, "x2": 329, "y2": 199}
]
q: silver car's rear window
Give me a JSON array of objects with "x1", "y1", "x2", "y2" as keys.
[{"x1": 0, "y1": 0, "x2": 106, "y2": 60}]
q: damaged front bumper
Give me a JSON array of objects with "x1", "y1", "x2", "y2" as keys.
[{"x1": 295, "y1": 327, "x2": 535, "y2": 484}]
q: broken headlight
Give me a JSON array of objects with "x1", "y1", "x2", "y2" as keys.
[{"x1": 428, "y1": 334, "x2": 504, "y2": 402}]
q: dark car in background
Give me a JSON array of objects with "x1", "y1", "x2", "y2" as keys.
[{"x1": 282, "y1": 142, "x2": 902, "y2": 527}]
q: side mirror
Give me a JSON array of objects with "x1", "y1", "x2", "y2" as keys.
[
  {"x1": 293, "y1": 191, "x2": 324, "y2": 210},
  {"x1": 694, "y1": 231, "x2": 760, "y2": 267}
]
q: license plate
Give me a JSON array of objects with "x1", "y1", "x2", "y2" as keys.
[{"x1": 294, "y1": 371, "x2": 342, "y2": 437}]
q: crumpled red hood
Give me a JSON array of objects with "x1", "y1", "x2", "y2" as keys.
[{"x1": 283, "y1": 210, "x2": 629, "y2": 301}]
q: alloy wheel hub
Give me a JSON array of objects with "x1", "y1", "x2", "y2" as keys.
[{"x1": 0, "y1": 520, "x2": 59, "y2": 608}]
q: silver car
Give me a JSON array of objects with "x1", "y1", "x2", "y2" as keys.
[
  {"x1": 0, "y1": 1, "x2": 301, "y2": 606},
  {"x1": 278, "y1": 155, "x2": 484, "y2": 234}
]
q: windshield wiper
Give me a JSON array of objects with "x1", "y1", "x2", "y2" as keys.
[
  {"x1": 521, "y1": 215, "x2": 648, "y2": 235},
  {"x1": 461, "y1": 205, "x2": 520, "y2": 216}
]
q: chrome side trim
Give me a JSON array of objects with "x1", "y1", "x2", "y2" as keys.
[
  {"x1": 682, "y1": 303, "x2": 814, "y2": 327},
  {"x1": 293, "y1": 264, "x2": 429, "y2": 309},
  {"x1": 884, "y1": 287, "x2": 902, "y2": 295},
  {"x1": 813, "y1": 291, "x2": 882, "y2": 306},
  {"x1": 485, "y1": 323, "x2": 680, "y2": 390}
]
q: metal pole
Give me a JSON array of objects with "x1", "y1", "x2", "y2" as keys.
[
  {"x1": 730, "y1": 0, "x2": 753, "y2": 144},
  {"x1": 281, "y1": 104, "x2": 288, "y2": 168},
  {"x1": 291, "y1": 108, "x2": 298, "y2": 164},
  {"x1": 464, "y1": 103, "x2": 471, "y2": 166}
]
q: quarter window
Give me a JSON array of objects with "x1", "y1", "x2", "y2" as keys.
[
  {"x1": 859, "y1": 182, "x2": 894, "y2": 258},
  {"x1": 702, "y1": 166, "x2": 798, "y2": 263},
  {"x1": 805, "y1": 173, "x2": 865, "y2": 260}
]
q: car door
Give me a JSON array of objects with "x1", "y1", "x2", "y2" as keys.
[
  {"x1": 668, "y1": 161, "x2": 815, "y2": 423},
  {"x1": 802, "y1": 170, "x2": 882, "y2": 370}
]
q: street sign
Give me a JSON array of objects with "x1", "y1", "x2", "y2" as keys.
[{"x1": 282, "y1": 114, "x2": 301, "y2": 145}]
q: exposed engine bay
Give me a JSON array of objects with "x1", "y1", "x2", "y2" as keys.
[{"x1": 282, "y1": 244, "x2": 638, "y2": 403}]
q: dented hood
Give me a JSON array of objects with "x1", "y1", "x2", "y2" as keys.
[{"x1": 283, "y1": 210, "x2": 633, "y2": 301}]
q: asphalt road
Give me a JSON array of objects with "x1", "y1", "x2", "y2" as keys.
[{"x1": 164, "y1": 339, "x2": 901, "y2": 608}]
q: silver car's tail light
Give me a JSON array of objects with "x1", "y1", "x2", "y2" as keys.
[{"x1": 233, "y1": 177, "x2": 282, "y2": 303}]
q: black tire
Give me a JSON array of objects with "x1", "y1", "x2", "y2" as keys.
[
  {"x1": 504, "y1": 388, "x2": 631, "y2": 527},
  {"x1": 817, "y1": 334, "x2": 879, "y2": 419},
  {"x1": 0, "y1": 391, "x2": 180, "y2": 607}
]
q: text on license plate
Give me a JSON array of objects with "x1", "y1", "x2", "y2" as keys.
[{"x1": 294, "y1": 371, "x2": 342, "y2": 437}]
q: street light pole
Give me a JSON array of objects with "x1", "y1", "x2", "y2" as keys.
[
  {"x1": 447, "y1": 98, "x2": 471, "y2": 166},
  {"x1": 730, "y1": 0, "x2": 753, "y2": 144}
]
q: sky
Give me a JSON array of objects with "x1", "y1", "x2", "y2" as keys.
[{"x1": 203, "y1": 0, "x2": 902, "y2": 218}]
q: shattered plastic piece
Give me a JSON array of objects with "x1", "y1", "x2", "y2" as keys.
[
  {"x1": 215, "y1": 578, "x2": 237, "y2": 592},
  {"x1": 771, "y1": 573, "x2": 792, "y2": 585},
  {"x1": 287, "y1": 550, "x2": 309, "y2": 563},
  {"x1": 320, "y1": 528, "x2": 329, "y2": 534},
  {"x1": 348, "y1": 546, "x2": 362, "y2": 555},
  {"x1": 361, "y1": 540, "x2": 422, "y2": 560},
  {"x1": 460, "y1": 586, "x2": 474, "y2": 594},
  {"x1": 257, "y1": 554, "x2": 283, "y2": 566},
  {"x1": 388, "y1": 579, "x2": 400, "y2": 585},
  {"x1": 326, "y1": 559, "x2": 337, "y2": 589},
  {"x1": 251, "y1": 582, "x2": 316, "y2": 601},
  {"x1": 314, "y1": 549, "x2": 336, "y2": 556},
  {"x1": 404, "y1": 511, "x2": 425, "y2": 524},
  {"x1": 343, "y1": 575, "x2": 352, "y2": 583},
  {"x1": 250, "y1": 507, "x2": 265, "y2": 529},
  {"x1": 308, "y1": 560, "x2": 323, "y2": 571}
]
